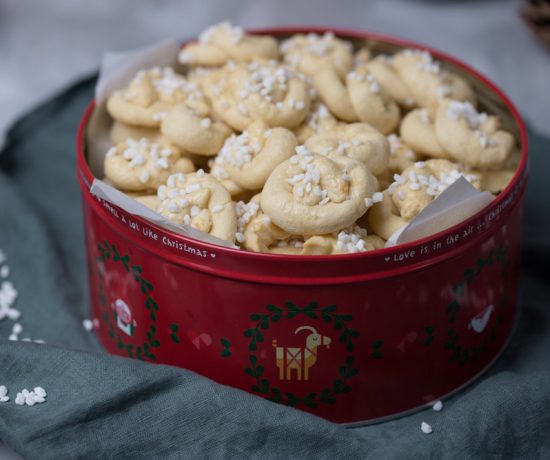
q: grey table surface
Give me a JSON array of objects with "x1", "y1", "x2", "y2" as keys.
[{"x1": 0, "y1": 0, "x2": 548, "y2": 458}]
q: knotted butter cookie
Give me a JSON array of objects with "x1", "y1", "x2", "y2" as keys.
[{"x1": 104, "y1": 138, "x2": 194, "y2": 192}]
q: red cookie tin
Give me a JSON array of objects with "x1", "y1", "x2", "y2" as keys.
[{"x1": 77, "y1": 27, "x2": 529, "y2": 425}]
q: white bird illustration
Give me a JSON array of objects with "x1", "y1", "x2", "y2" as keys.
[{"x1": 469, "y1": 304, "x2": 494, "y2": 333}]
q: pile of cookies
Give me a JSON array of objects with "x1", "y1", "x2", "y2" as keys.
[{"x1": 102, "y1": 22, "x2": 517, "y2": 255}]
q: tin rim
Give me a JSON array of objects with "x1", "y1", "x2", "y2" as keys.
[{"x1": 76, "y1": 26, "x2": 529, "y2": 270}]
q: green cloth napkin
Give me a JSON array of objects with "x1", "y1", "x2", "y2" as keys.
[{"x1": 1, "y1": 77, "x2": 549, "y2": 460}]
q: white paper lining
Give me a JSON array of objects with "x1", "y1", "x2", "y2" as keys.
[
  {"x1": 387, "y1": 177, "x2": 494, "y2": 246},
  {"x1": 90, "y1": 179, "x2": 237, "y2": 249},
  {"x1": 86, "y1": 40, "x2": 495, "y2": 252}
]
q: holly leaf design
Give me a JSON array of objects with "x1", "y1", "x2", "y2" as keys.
[
  {"x1": 131, "y1": 265, "x2": 142, "y2": 282},
  {"x1": 220, "y1": 338, "x2": 232, "y2": 358},
  {"x1": 140, "y1": 278, "x2": 153, "y2": 294},
  {"x1": 170, "y1": 333, "x2": 180, "y2": 344}
]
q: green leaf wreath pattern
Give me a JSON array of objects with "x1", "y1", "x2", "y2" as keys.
[
  {"x1": 169, "y1": 323, "x2": 180, "y2": 344},
  {"x1": 220, "y1": 338, "x2": 232, "y2": 358},
  {"x1": 371, "y1": 339, "x2": 383, "y2": 359},
  {"x1": 97, "y1": 240, "x2": 161, "y2": 361},
  {"x1": 243, "y1": 301, "x2": 360, "y2": 409},
  {"x1": 444, "y1": 244, "x2": 510, "y2": 367}
]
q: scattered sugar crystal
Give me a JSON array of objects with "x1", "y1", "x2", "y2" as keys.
[
  {"x1": 129, "y1": 155, "x2": 145, "y2": 168},
  {"x1": 82, "y1": 319, "x2": 94, "y2": 331},
  {"x1": 196, "y1": 169, "x2": 205, "y2": 177},
  {"x1": 201, "y1": 118, "x2": 212, "y2": 128},
  {"x1": 12, "y1": 323, "x2": 22, "y2": 335},
  {"x1": 372, "y1": 192, "x2": 383, "y2": 203},
  {"x1": 156, "y1": 158, "x2": 169, "y2": 170},
  {"x1": 168, "y1": 202, "x2": 181, "y2": 213},
  {"x1": 14, "y1": 387, "x2": 47, "y2": 406},
  {"x1": 0, "y1": 385, "x2": 9, "y2": 402},
  {"x1": 367, "y1": 74, "x2": 380, "y2": 93},
  {"x1": 421, "y1": 422, "x2": 433, "y2": 434},
  {"x1": 235, "y1": 232, "x2": 245, "y2": 243},
  {"x1": 365, "y1": 197, "x2": 373, "y2": 208},
  {"x1": 211, "y1": 204, "x2": 225, "y2": 213},
  {"x1": 139, "y1": 170, "x2": 150, "y2": 184},
  {"x1": 26, "y1": 394, "x2": 37, "y2": 406},
  {"x1": 404, "y1": 49, "x2": 441, "y2": 74},
  {"x1": 34, "y1": 387, "x2": 47, "y2": 399},
  {"x1": 446, "y1": 101, "x2": 488, "y2": 129},
  {"x1": 0, "y1": 280, "x2": 20, "y2": 321},
  {"x1": 419, "y1": 109, "x2": 430, "y2": 124},
  {"x1": 393, "y1": 174, "x2": 406, "y2": 185},
  {"x1": 387, "y1": 134, "x2": 401, "y2": 155},
  {"x1": 432, "y1": 400, "x2": 443, "y2": 412},
  {"x1": 185, "y1": 184, "x2": 201, "y2": 193}
]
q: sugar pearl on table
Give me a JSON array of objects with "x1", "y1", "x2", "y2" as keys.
[
  {"x1": 0, "y1": 385, "x2": 9, "y2": 402},
  {"x1": 432, "y1": 400, "x2": 443, "y2": 412},
  {"x1": 0, "y1": 265, "x2": 9, "y2": 278},
  {"x1": 15, "y1": 387, "x2": 47, "y2": 406},
  {"x1": 83, "y1": 319, "x2": 94, "y2": 331},
  {"x1": 421, "y1": 422, "x2": 433, "y2": 434},
  {"x1": 14, "y1": 392, "x2": 25, "y2": 405}
]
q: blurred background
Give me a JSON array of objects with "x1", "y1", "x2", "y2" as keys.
[{"x1": 0, "y1": 0, "x2": 548, "y2": 458}]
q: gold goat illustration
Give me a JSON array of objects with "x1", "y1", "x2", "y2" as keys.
[{"x1": 272, "y1": 326, "x2": 331, "y2": 381}]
